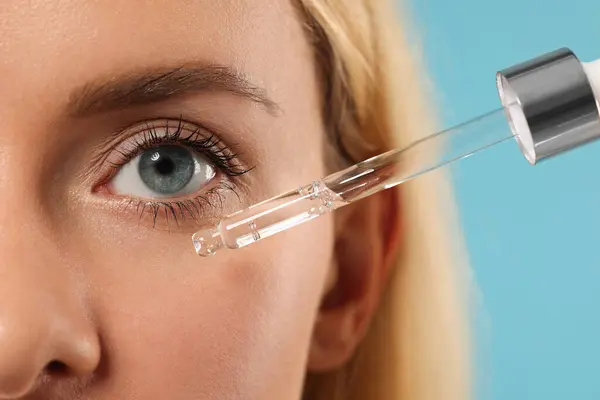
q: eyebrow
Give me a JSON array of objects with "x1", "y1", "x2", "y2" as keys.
[{"x1": 68, "y1": 64, "x2": 280, "y2": 117}]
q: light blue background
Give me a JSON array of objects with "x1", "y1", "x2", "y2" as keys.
[{"x1": 405, "y1": 0, "x2": 600, "y2": 398}]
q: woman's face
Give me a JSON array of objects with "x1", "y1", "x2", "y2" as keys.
[{"x1": 0, "y1": 1, "x2": 398, "y2": 399}]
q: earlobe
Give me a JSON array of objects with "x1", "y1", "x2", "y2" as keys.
[{"x1": 307, "y1": 188, "x2": 401, "y2": 372}]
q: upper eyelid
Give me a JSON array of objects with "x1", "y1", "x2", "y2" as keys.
[
  {"x1": 94, "y1": 118, "x2": 209, "y2": 161},
  {"x1": 105, "y1": 121, "x2": 215, "y2": 161},
  {"x1": 95, "y1": 118, "x2": 252, "y2": 180},
  {"x1": 101, "y1": 115, "x2": 236, "y2": 150}
]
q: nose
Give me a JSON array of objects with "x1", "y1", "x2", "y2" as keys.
[
  {"x1": 0, "y1": 290, "x2": 101, "y2": 398},
  {"x1": 0, "y1": 224, "x2": 101, "y2": 397}
]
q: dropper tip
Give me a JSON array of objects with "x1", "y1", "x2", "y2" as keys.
[{"x1": 192, "y1": 228, "x2": 224, "y2": 257}]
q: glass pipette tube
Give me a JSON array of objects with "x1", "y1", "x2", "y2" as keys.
[{"x1": 192, "y1": 106, "x2": 515, "y2": 257}]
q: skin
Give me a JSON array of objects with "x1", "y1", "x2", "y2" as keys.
[{"x1": 0, "y1": 1, "x2": 400, "y2": 399}]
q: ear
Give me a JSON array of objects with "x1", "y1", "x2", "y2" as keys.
[{"x1": 307, "y1": 187, "x2": 402, "y2": 372}]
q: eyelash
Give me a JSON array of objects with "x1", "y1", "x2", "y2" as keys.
[{"x1": 104, "y1": 118, "x2": 252, "y2": 226}]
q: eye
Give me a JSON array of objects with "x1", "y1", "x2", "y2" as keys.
[
  {"x1": 109, "y1": 144, "x2": 217, "y2": 199},
  {"x1": 95, "y1": 119, "x2": 252, "y2": 226}
]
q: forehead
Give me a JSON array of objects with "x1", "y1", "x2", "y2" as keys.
[{"x1": 0, "y1": 0, "x2": 306, "y2": 97}]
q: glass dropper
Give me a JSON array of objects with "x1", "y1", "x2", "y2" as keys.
[
  {"x1": 192, "y1": 108, "x2": 512, "y2": 256},
  {"x1": 192, "y1": 47, "x2": 600, "y2": 257}
]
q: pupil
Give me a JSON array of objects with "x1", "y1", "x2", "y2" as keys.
[
  {"x1": 156, "y1": 158, "x2": 175, "y2": 175},
  {"x1": 138, "y1": 146, "x2": 195, "y2": 194}
]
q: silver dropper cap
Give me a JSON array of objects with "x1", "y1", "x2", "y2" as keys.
[{"x1": 497, "y1": 48, "x2": 600, "y2": 165}]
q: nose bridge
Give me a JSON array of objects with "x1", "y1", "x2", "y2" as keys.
[
  {"x1": 0, "y1": 116, "x2": 43, "y2": 201},
  {"x1": 0, "y1": 114, "x2": 61, "y2": 237},
  {"x1": 0, "y1": 161, "x2": 50, "y2": 263},
  {"x1": 0, "y1": 99, "x2": 82, "y2": 317}
]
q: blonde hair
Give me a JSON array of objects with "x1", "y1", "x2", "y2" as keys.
[{"x1": 296, "y1": 1, "x2": 471, "y2": 399}]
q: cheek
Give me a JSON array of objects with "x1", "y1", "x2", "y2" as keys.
[{"x1": 87, "y1": 215, "x2": 334, "y2": 398}]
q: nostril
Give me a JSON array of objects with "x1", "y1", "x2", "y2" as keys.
[{"x1": 46, "y1": 361, "x2": 68, "y2": 375}]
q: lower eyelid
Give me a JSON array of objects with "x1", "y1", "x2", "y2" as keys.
[{"x1": 111, "y1": 180, "x2": 242, "y2": 231}]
